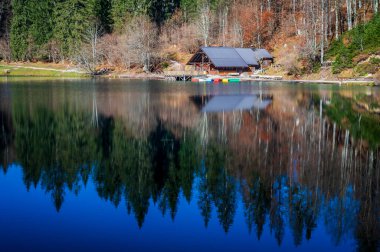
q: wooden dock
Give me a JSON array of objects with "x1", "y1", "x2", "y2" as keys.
[
  {"x1": 251, "y1": 74, "x2": 283, "y2": 80},
  {"x1": 164, "y1": 71, "x2": 205, "y2": 81}
]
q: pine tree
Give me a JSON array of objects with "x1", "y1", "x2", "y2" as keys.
[
  {"x1": 111, "y1": 0, "x2": 180, "y2": 30},
  {"x1": 148, "y1": 0, "x2": 180, "y2": 26},
  {"x1": 28, "y1": 0, "x2": 54, "y2": 50},
  {"x1": 94, "y1": 0, "x2": 113, "y2": 33},
  {"x1": 53, "y1": 0, "x2": 97, "y2": 58},
  {"x1": 180, "y1": 0, "x2": 199, "y2": 21},
  {"x1": 10, "y1": 0, "x2": 29, "y2": 60},
  {"x1": 111, "y1": 0, "x2": 151, "y2": 32},
  {"x1": 111, "y1": 0, "x2": 131, "y2": 32},
  {"x1": 10, "y1": 0, "x2": 54, "y2": 60},
  {"x1": 0, "y1": 0, "x2": 11, "y2": 38}
]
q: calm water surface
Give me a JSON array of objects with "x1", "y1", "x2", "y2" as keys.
[{"x1": 0, "y1": 78, "x2": 379, "y2": 251}]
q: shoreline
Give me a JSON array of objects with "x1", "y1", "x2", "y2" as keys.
[
  {"x1": 244, "y1": 78, "x2": 377, "y2": 86},
  {"x1": 1, "y1": 74, "x2": 377, "y2": 86},
  {"x1": 1, "y1": 63, "x2": 377, "y2": 86},
  {"x1": 113, "y1": 74, "x2": 377, "y2": 86}
]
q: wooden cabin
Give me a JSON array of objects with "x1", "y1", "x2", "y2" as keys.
[{"x1": 187, "y1": 47, "x2": 274, "y2": 75}]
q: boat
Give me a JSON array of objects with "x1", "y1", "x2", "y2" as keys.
[{"x1": 229, "y1": 78, "x2": 240, "y2": 83}]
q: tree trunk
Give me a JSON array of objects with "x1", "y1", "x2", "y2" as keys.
[
  {"x1": 353, "y1": 0, "x2": 357, "y2": 27},
  {"x1": 321, "y1": 0, "x2": 325, "y2": 64},
  {"x1": 335, "y1": 0, "x2": 340, "y2": 39},
  {"x1": 347, "y1": 0, "x2": 353, "y2": 30}
]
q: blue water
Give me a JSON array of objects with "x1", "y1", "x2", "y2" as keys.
[{"x1": 0, "y1": 166, "x2": 354, "y2": 252}]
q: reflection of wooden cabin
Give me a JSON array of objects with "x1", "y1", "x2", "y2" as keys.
[
  {"x1": 190, "y1": 95, "x2": 273, "y2": 112},
  {"x1": 187, "y1": 47, "x2": 274, "y2": 75}
]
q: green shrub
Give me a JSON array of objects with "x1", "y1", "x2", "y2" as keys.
[
  {"x1": 355, "y1": 62, "x2": 378, "y2": 76},
  {"x1": 369, "y1": 57, "x2": 380, "y2": 65},
  {"x1": 161, "y1": 61, "x2": 170, "y2": 69}
]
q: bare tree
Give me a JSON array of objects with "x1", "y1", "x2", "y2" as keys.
[
  {"x1": 125, "y1": 15, "x2": 159, "y2": 72},
  {"x1": 75, "y1": 23, "x2": 104, "y2": 75},
  {"x1": 231, "y1": 20, "x2": 244, "y2": 47},
  {"x1": 218, "y1": 6, "x2": 229, "y2": 46},
  {"x1": 321, "y1": 0, "x2": 326, "y2": 64},
  {"x1": 198, "y1": 1, "x2": 212, "y2": 47}
]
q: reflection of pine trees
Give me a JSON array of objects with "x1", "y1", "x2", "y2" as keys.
[
  {"x1": 242, "y1": 175, "x2": 270, "y2": 240},
  {"x1": 0, "y1": 110, "x2": 12, "y2": 173},
  {"x1": 324, "y1": 186, "x2": 360, "y2": 245},
  {"x1": 354, "y1": 161, "x2": 380, "y2": 251},
  {"x1": 198, "y1": 161, "x2": 212, "y2": 228},
  {"x1": 149, "y1": 121, "x2": 180, "y2": 219},
  {"x1": 289, "y1": 185, "x2": 318, "y2": 245},
  {"x1": 199, "y1": 141, "x2": 237, "y2": 233},
  {"x1": 215, "y1": 174, "x2": 236, "y2": 233},
  {"x1": 270, "y1": 176, "x2": 288, "y2": 246},
  {"x1": 96, "y1": 118, "x2": 201, "y2": 225},
  {"x1": 14, "y1": 107, "x2": 98, "y2": 211},
  {"x1": 94, "y1": 119, "x2": 153, "y2": 227},
  {"x1": 304, "y1": 195, "x2": 318, "y2": 241},
  {"x1": 179, "y1": 132, "x2": 199, "y2": 203}
]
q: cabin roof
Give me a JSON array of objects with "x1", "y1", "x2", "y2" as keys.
[
  {"x1": 187, "y1": 47, "x2": 272, "y2": 68},
  {"x1": 252, "y1": 48, "x2": 273, "y2": 60},
  {"x1": 201, "y1": 47, "x2": 249, "y2": 68},
  {"x1": 234, "y1": 48, "x2": 260, "y2": 66}
]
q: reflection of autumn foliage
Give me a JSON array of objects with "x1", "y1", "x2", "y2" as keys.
[{"x1": 206, "y1": 92, "x2": 379, "y2": 248}]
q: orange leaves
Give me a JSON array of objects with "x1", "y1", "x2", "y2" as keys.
[{"x1": 232, "y1": 2, "x2": 276, "y2": 47}]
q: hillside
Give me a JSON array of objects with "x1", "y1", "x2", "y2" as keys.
[{"x1": 327, "y1": 14, "x2": 380, "y2": 80}]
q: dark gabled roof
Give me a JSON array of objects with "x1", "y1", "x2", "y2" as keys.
[
  {"x1": 234, "y1": 48, "x2": 260, "y2": 66},
  {"x1": 187, "y1": 47, "x2": 272, "y2": 68},
  {"x1": 201, "y1": 47, "x2": 248, "y2": 68},
  {"x1": 252, "y1": 49, "x2": 273, "y2": 60}
]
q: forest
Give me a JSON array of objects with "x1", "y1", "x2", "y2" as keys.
[{"x1": 0, "y1": 0, "x2": 379, "y2": 75}]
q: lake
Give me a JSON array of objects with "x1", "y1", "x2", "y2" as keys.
[{"x1": 0, "y1": 78, "x2": 379, "y2": 252}]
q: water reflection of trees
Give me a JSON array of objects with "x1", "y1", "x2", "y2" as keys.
[
  {"x1": 1, "y1": 91, "x2": 379, "y2": 250},
  {"x1": 13, "y1": 107, "x2": 98, "y2": 211},
  {"x1": 0, "y1": 109, "x2": 13, "y2": 172}
]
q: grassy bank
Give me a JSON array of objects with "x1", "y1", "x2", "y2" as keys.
[{"x1": 0, "y1": 65, "x2": 86, "y2": 78}]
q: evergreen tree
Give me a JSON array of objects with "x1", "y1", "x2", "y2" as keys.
[
  {"x1": 28, "y1": 0, "x2": 54, "y2": 47},
  {"x1": 111, "y1": 0, "x2": 180, "y2": 30},
  {"x1": 180, "y1": 0, "x2": 199, "y2": 22},
  {"x1": 10, "y1": 0, "x2": 54, "y2": 60},
  {"x1": 94, "y1": 0, "x2": 113, "y2": 33},
  {"x1": 53, "y1": 0, "x2": 97, "y2": 58},
  {"x1": 0, "y1": 0, "x2": 11, "y2": 38},
  {"x1": 111, "y1": 0, "x2": 150, "y2": 32},
  {"x1": 10, "y1": 0, "x2": 30, "y2": 60},
  {"x1": 148, "y1": 0, "x2": 180, "y2": 26}
]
